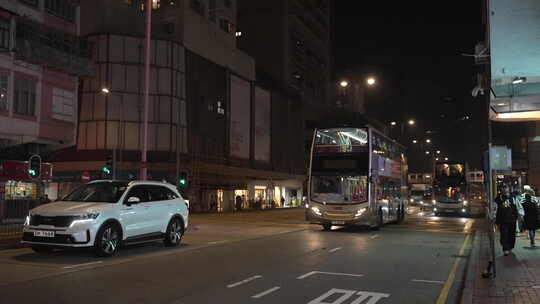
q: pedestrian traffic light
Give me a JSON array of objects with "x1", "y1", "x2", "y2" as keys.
[
  {"x1": 28, "y1": 155, "x2": 41, "y2": 178},
  {"x1": 178, "y1": 171, "x2": 188, "y2": 188},
  {"x1": 102, "y1": 155, "x2": 113, "y2": 176}
]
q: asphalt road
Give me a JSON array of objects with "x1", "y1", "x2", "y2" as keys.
[{"x1": 0, "y1": 207, "x2": 475, "y2": 304}]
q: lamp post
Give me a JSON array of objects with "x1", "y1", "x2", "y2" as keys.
[
  {"x1": 102, "y1": 88, "x2": 125, "y2": 180},
  {"x1": 338, "y1": 76, "x2": 376, "y2": 112}
]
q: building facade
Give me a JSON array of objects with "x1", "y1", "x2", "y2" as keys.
[
  {"x1": 0, "y1": 0, "x2": 91, "y2": 222},
  {"x1": 51, "y1": 0, "x2": 305, "y2": 212},
  {"x1": 237, "y1": 0, "x2": 331, "y2": 122}
]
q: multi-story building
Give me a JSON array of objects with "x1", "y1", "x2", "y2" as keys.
[
  {"x1": 237, "y1": 0, "x2": 331, "y2": 122},
  {"x1": 476, "y1": 0, "x2": 540, "y2": 188},
  {"x1": 51, "y1": 0, "x2": 306, "y2": 212},
  {"x1": 0, "y1": 0, "x2": 91, "y2": 220}
]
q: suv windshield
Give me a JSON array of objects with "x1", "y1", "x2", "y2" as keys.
[
  {"x1": 63, "y1": 182, "x2": 129, "y2": 203},
  {"x1": 311, "y1": 175, "x2": 368, "y2": 204}
]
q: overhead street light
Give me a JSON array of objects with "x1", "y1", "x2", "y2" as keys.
[
  {"x1": 408, "y1": 120, "x2": 415, "y2": 125},
  {"x1": 101, "y1": 87, "x2": 110, "y2": 94},
  {"x1": 412, "y1": 139, "x2": 418, "y2": 144},
  {"x1": 425, "y1": 139, "x2": 431, "y2": 143},
  {"x1": 445, "y1": 157, "x2": 449, "y2": 161},
  {"x1": 436, "y1": 150, "x2": 441, "y2": 154},
  {"x1": 340, "y1": 80, "x2": 349, "y2": 88},
  {"x1": 366, "y1": 77, "x2": 376, "y2": 86},
  {"x1": 390, "y1": 121, "x2": 397, "y2": 126}
]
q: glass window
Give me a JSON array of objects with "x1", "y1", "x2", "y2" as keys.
[
  {"x1": 125, "y1": 186, "x2": 150, "y2": 203},
  {"x1": 315, "y1": 128, "x2": 368, "y2": 154},
  {"x1": 0, "y1": 74, "x2": 8, "y2": 112},
  {"x1": 51, "y1": 87, "x2": 75, "y2": 121},
  {"x1": 63, "y1": 182, "x2": 128, "y2": 203},
  {"x1": 147, "y1": 186, "x2": 170, "y2": 201},
  {"x1": 14, "y1": 77, "x2": 36, "y2": 116},
  {"x1": 311, "y1": 175, "x2": 368, "y2": 204},
  {"x1": 0, "y1": 18, "x2": 10, "y2": 50}
]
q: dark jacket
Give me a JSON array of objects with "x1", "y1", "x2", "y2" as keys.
[
  {"x1": 522, "y1": 194, "x2": 540, "y2": 230},
  {"x1": 495, "y1": 194, "x2": 520, "y2": 224}
]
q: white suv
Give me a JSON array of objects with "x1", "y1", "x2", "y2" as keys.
[{"x1": 22, "y1": 180, "x2": 189, "y2": 257}]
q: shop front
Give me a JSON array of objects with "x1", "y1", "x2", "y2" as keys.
[
  {"x1": 0, "y1": 161, "x2": 53, "y2": 223},
  {"x1": 246, "y1": 179, "x2": 303, "y2": 210}
]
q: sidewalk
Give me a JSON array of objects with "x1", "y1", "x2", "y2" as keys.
[{"x1": 462, "y1": 219, "x2": 540, "y2": 304}]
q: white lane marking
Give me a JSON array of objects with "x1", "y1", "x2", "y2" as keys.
[
  {"x1": 208, "y1": 240, "x2": 228, "y2": 245},
  {"x1": 308, "y1": 288, "x2": 390, "y2": 304},
  {"x1": 251, "y1": 286, "x2": 281, "y2": 299},
  {"x1": 227, "y1": 275, "x2": 262, "y2": 288},
  {"x1": 329, "y1": 247, "x2": 342, "y2": 253},
  {"x1": 411, "y1": 279, "x2": 445, "y2": 284},
  {"x1": 370, "y1": 234, "x2": 379, "y2": 240},
  {"x1": 63, "y1": 261, "x2": 103, "y2": 269},
  {"x1": 297, "y1": 271, "x2": 364, "y2": 280}
]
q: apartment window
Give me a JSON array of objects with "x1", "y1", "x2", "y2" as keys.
[
  {"x1": 209, "y1": 0, "x2": 216, "y2": 22},
  {"x1": 45, "y1": 0, "x2": 77, "y2": 22},
  {"x1": 0, "y1": 18, "x2": 9, "y2": 50},
  {"x1": 14, "y1": 77, "x2": 36, "y2": 116},
  {"x1": 0, "y1": 74, "x2": 7, "y2": 112},
  {"x1": 219, "y1": 18, "x2": 233, "y2": 33},
  {"x1": 190, "y1": 0, "x2": 206, "y2": 16},
  {"x1": 19, "y1": 0, "x2": 39, "y2": 7},
  {"x1": 51, "y1": 87, "x2": 75, "y2": 122}
]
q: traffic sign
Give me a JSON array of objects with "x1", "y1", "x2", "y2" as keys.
[{"x1": 81, "y1": 171, "x2": 91, "y2": 183}]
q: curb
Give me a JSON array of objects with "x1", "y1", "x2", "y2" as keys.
[{"x1": 459, "y1": 230, "x2": 480, "y2": 304}]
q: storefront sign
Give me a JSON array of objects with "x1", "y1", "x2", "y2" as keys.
[{"x1": 81, "y1": 171, "x2": 91, "y2": 183}]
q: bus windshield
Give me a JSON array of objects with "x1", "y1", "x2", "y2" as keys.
[{"x1": 310, "y1": 175, "x2": 368, "y2": 204}]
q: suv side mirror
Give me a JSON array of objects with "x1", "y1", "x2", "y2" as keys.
[{"x1": 125, "y1": 196, "x2": 141, "y2": 206}]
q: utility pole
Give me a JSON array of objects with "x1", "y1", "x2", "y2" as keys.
[{"x1": 141, "y1": 0, "x2": 151, "y2": 180}]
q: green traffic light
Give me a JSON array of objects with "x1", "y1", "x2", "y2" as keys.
[
  {"x1": 179, "y1": 179, "x2": 186, "y2": 185},
  {"x1": 28, "y1": 169, "x2": 36, "y2": 176},
  {"x1": 102, "y1": 167, "x2": 111, "y2": 174}
]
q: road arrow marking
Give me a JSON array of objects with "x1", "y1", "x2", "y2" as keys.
[
  {"x1": 63, "y1": 261, "x2": 103, "y2": 269},
  {"x1": 297, "y1": 271, "x2": 364, "y2": 280},
  {"x1": 411, "y1": 279, "x2": 445, "y2": 284}
]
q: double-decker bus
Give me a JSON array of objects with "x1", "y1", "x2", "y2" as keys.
[
  {"x1": 305, "y1": 126, "x2": 408, "y2": 230},
  {"x1": 433, "y1": 162, "x2": 469, "y2": 216}
]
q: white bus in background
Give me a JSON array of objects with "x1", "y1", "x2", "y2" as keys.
[{"x1": 305, "y1": 126, "x2": 408, "y2": 230}]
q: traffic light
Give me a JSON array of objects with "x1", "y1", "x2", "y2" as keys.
[
  {"x1": 178, "y1": 171, "x2": 188, "y2": 188},
  {"x1": 28, "y1": 155, "x2": 41, "y2": 178},
  {"x1": 102, "y1": 155, "x2": 113, "y2": 176}
]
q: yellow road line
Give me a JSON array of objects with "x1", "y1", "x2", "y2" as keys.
[{"x1": 436, "y1": 234, "x2": 471, "y2": 304}]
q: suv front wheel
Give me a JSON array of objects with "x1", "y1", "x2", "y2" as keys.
[
  {"x1": 164, "y1": 217, "x2": 184, "y2": 247},
  {"x1": 94, "y1": 223, "x2": 121, "y2": 257}
]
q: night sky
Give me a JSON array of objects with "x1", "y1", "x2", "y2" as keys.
[{"x1": 332, "y1": 2, "x2": 485, "y2": 171}]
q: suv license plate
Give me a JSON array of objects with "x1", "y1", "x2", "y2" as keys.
[
  {"x1": 332, "y1": 221, "x2": 345, "y2": 225},
  {"x1": 34, "y1": 231, "x2": 55, "y2": 238}
]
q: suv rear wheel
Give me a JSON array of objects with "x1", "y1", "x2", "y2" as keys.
[
  {"x1": 94, "y1": 223, "x2": 121, "y2": 257},
  {"x1": 164, "y1": 217, "x2": 184, "y2": 247}
]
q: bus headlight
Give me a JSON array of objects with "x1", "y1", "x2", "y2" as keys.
[
  {"x1": 355, "y1": 208, "x2": 368, "y2": 217},
  {"x1": 311, "y1": 207, "x2": 322, "y2": 216}
]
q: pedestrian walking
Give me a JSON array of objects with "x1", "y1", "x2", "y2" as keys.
[
  {"x1": 520, "y1": 186, "x2": 539, "y2": 248},
  {"x1": 235, "y1": 195, "x2": 243, "y2": 211},
  {"x1": 494, "y1": 185, "x2": 524, "y2": 256}
]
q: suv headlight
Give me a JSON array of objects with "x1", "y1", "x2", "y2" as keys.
[{"x1": 69, "y1": 212, "x2": 100, "y2": 227}]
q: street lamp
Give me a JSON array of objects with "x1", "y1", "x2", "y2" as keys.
[
  {"x1": 412, "y1": 139, "x2": 418, "y2": 144},
  {"x1": 425, "y1": 139, "x2": 431, "y2": 143},
  {"x1": 408, "y1": 119, "x2": 415, "y2": 125},
  {"x1": 425, "y1": 151, "x2": 430, "y2": 155},
  {"x1": 339, "y1": 80, "x2": 349, "y2": 88},
  {"x1": 436, "y1": 150, "x2": 441, "y2": 154},
  {"x1": 445, "y1": 157, "x2": 449, "y2": 161},
  {"x1": 390, "y1": 121, "x2": 397, "y2": 126},
  {"x1": 366, "y1": 77, "x2": 376, "y2": 86},
  {"x1": 102, "y1": 87, "x2": 125, "y2": 180}
]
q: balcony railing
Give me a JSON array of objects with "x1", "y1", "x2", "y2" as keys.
[{"x1": 15, "y1": 17, "x2": 94, "y2": 77}]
